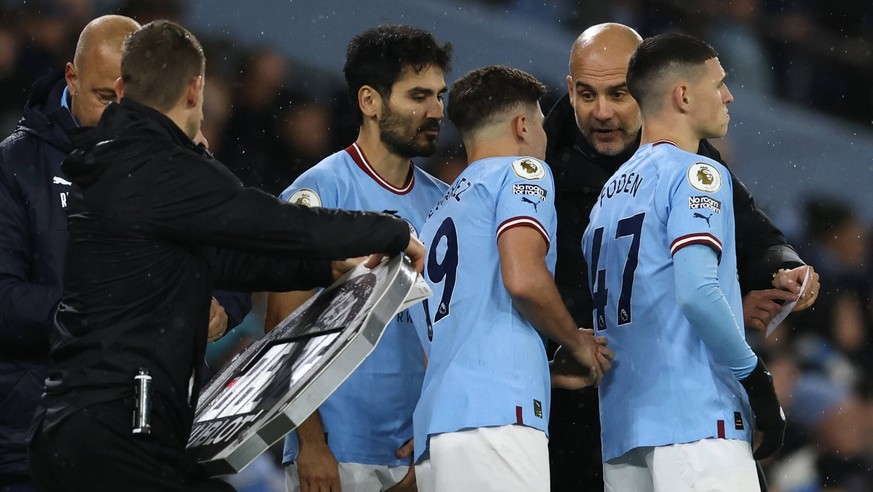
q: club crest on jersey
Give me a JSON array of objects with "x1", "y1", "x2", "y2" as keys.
[
  {"x1": 687, "y1": 163, "x2": 721, "y2": 193},
  {"x1": 287, "y1": 188, "x2": 321, "y2": 208},
  {"x1": 511, "y1": 157, "x2": 545, "y2": 180}
]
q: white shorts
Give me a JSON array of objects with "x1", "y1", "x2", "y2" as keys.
[
  {"x1": 284, "y1": 461, "x2": 408, "y2": 492},
  {"x1": 415, "y1": 425, "x2": 549, "y2": 492},
  {"x1": 603, "y1": 438, "x2": 759, "y2": 492}
]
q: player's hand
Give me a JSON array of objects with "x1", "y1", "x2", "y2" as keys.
[
  {"x1": 588, "y1": 329, "x2": 615, "y2": 372},
  {"x1": 385, "y1": 439, "x2": 416, "y2": 492},
  {"x1": 296, "y1": 439, "x2": 340, "y2": 492},
  {"x1": 772, "y1": 265, "x2": 819, "y2": 312},
  {"x1": 551, "y1": 345, "x2": 593, "y2": 390},
  {"x1": 742, "y1": 289, "x2": 797, "y2": 331},
  {"x1": 565, "y1": 329, "x2": 613, "y2": 388},
  {"x1": 330, "y1": 256, "x2": 367, "y2": 280},
  {"x1": 403, "y1": 235, "x2": 425, "y2": 273},
  {"x1": 385, "y1": 465, "x2": 416, "y2": 492},
  {"x1": 395, "y1": 438, "x2": 414, "y2": 460},
  {"x1": 207, "y1": 298, "x2": 228, "y2": 342},
  {"x1": 739, "y1": 358, "x2": 786, "y2": 460}
]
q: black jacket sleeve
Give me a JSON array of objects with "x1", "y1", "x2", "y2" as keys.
[
  {"x1": 697, "y1": 140, "x2": 804, "y2": 293},
  {"x1": 143, "y1": 149, "x2": 410, "y2": 261},
  {"x1": 208, "y1": 248, "x2": 333, "y2": 293}
]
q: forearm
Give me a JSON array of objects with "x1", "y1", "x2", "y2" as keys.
[
  {"x1": 209, "y1": 248, "x2": 333, "y2": 293},
  {"x1": 674, "y1": 245, "x2": 757, "y2": 379},
  {"x1": 509, "y1": 271, "x2": 582, "y2": 350},
  {"x1": 498, "y1": 227, "x2": 584, "y2": 351},
  {"x1": 147, "y1": 159, "x2": 410, "y2": 260},
  {"x1": 763, "y1": 244, "x2": 804, "y2": 271},
  {"x1": 297, "y1": 410, "x2": 328, "y2": 449}
]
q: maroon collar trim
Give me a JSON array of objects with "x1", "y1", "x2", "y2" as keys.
[{"x1": 345, "y1": 143, "x2": 415, "y2": 195}]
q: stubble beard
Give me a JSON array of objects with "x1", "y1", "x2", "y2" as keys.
[{"x1": 379, "y1": 108, "x2": 439, "y2": 158}]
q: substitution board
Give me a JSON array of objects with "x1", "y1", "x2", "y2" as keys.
[{"x1": 187, "y1": 255, "x2": 418, "y2": 476}]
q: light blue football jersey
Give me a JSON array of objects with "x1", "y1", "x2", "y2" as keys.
[
  {"x1": 412, "y1": 156, "x2": 556, "y2": 461},
  {"x1": 280, "y1": 143, "x2": 447, "y2": 466},
  {"x1": 582, "y1": 141, "x2": 753, "y2": 462}
]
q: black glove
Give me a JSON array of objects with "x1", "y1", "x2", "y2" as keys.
[{"x1": 740, "y1": 357, "x2": 786, "y2": 460}]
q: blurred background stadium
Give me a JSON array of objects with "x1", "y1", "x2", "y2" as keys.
[{"x1": 1, "y1": 0, "x2": 871, "y2": 490}]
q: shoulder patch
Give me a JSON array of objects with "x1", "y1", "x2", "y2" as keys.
[
  {"x1": 686, "y1": 162, "x2": 722, "y2": 193},
  {"x1": 511, "y1": 157, "x2": 546, "y2": 180},
  {"x1": 287, "y1": 188, "x2": 322, "y2": 207}
]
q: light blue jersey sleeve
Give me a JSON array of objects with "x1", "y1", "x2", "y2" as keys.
[
  {"x1": 665, "y1": 160, "x2": 732, "y2": 261},
  {"x1": 665, "y1": 159, "x2": 756, "y2": 379},
  {"x1": 278, "y1": 167, "x2": 342, "y2": 208},
  {"x1": 674, "y1": 245, "x2": 757, "y2": 379},
  {"x1": 494, "y1": 157, "x2": 556, "y2": 250}
]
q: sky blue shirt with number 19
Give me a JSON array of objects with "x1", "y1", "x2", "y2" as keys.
[{"x1": 412, "y1": 156, "x2": 556, "y2": 462}]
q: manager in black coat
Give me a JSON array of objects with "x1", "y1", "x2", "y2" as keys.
[
  {"x1": 544, "y1": 23, "x2": 820, "y2": 491},
  {"x1": 27, "y1": 20, "x2": 423, "y2": 492}
]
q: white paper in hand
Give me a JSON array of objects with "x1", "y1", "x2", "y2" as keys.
[
  {"x1": 399, "y1": 273, "x2": 432, "y2": 311},
  {"x1": 766, "y1": 267, "x2": 811, "y2": 337}
]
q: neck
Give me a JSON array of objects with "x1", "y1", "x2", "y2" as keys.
[
  {"x1": 356, "y1": 124, "x2": 412, "y2": 187},
  {"x1": 465, "y1": 128, "x2": 524, "y2": 164},
  {"x1": 163, "y1": 105, "x2": 195, "y2": 141},
  {"x1": 639, "y1": 117, "x2": 699, "y2": 154}
]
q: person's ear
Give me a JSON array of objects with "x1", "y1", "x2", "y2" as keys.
[
  {"x1": 566, "y1": 75, "x2": 574, "y2": 102},
  {"x1": 514, "y1": 113, "x2": 528, "y2": 141},
  {"x1": 359, "y1": 85, "x2": 384, "y2": 121},
  {"x1": 186, "y1": 75, "x2": 203, "y2": 108},
  {"x1": 65, "y1": 62, "x2": 79, "y2": 97},
  {"x1": 114, "y1": 77, "x2": 124, "y2": 101},
  {"x1": 673, "y1": 83, "x2": 690, "y2": 113}
]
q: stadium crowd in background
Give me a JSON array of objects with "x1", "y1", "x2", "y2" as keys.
[
  {"x1": 480, "y1": 0, "x2": 873, "y2": 124},
  {"x1": 0, "y1": 1, "x2": 871, "y2": 491}
]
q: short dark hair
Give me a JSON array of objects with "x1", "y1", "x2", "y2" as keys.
[
  {"x1": 343, "y1": 25, "x2": 453, "y2": 122},
  {"x1": 627, "y1": 33, "x2": 718, "y2": 113},
  {"x1": 120, "y1": 20, "x2": 205, "y2": 111},
  {"x1": 448, "y1": 65, "x2": 547, "y2": 134}
]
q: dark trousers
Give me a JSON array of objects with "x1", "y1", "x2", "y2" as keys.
[
  {"x1": 549, "y1": 388, "x2": 604, "y2": 492},
  {"x1": 28, "y1": 400, "x2": 234, "y2": 492}
]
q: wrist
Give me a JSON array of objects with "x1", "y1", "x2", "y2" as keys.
[
  {"x1": 770, "y1": 268, "x2": 790, "y2": 287},
  {"x1": 298, "y1": 432, "x2": 329, "y2": 451},
  {"x1": 567, "y1": 329, "x2": 591, "y2": 354}
]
